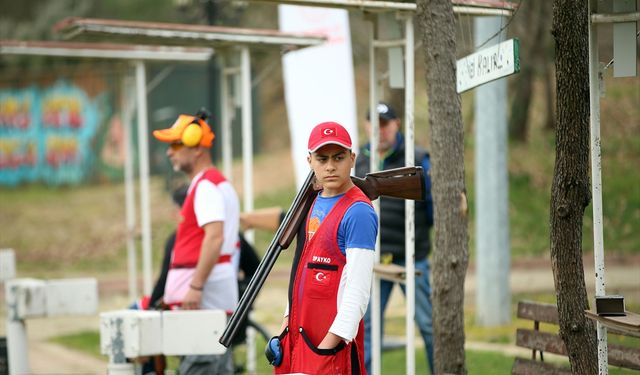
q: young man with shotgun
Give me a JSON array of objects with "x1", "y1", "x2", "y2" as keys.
[
  {"x1": 218, "y1": 121, "x2": 426, "y2": 374},
  {"x1": 268, "y1": 121, "x2": 378, "y2": 374}
]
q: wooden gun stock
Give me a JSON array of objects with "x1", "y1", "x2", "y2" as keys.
[
  {"x1": 351, "y1": 166, "x2": 425, "y2": 201},
  {"x1": 219, "y1": 166, "x2": 424, "y2": 347}
]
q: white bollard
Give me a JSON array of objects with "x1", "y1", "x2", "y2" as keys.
[
  {"x1": 6, "y1": 318, "x2": 28, "y2": 375},
  {"x1": 5, "y1": 279, "x2": 44, "y2": 375},
  {"x1": 4, "y1": 278, "x2": 98, "y2": 375}
]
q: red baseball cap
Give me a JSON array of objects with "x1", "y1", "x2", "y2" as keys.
[{"x1": 308, "y1": 121, "x2": 352, "y2": 153}]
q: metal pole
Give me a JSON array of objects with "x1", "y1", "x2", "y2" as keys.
[
  {"x1": 122, "y1": 73, "x2": 138, "y2": 302},
  {"x1": 474, "y1": 16, "x2": 511, "y2": 326},
  {"x1": 240, "y1": 46, "x2": 254, "y2": 244},
  {"x1": 368, "y1": 16, "x2": 382, "y2": 375},
  {"x1": 403, "y1": 13, "x2": 416, "y2": 375},
  {"x1": 588, "y1": 1, "x2": 608, "y2": 373},
  {"x1": 221, "y1": 53, "x2": 233, "y2": 181},
  {"x1": 5, "y1": 282, "x2": 29, "y2": 375},
  {"x1": 135, "y1": 60, "x2": 153, "y2": 296},
  {"x1": 246, "y1": 319, "x2": 257, "y2": 374},
  {"x1": 240, "y1": 45, "x2": 256, "y2": 373}
]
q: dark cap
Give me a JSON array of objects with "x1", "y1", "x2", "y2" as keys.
[{"x1": 366, "y1": 102, "x2": 398, "y2": 121}]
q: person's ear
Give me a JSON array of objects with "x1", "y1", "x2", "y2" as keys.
[{"x1": 307, "y1": 154, "x2": 312, "y2": 166}]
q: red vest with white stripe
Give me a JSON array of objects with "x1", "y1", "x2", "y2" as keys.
[
  {"x1": 171, "y1": 167, "x2": 227, "y2": 268},
  {"x1": 276, "y1": 186, "x2": 371, "y2": 375}
]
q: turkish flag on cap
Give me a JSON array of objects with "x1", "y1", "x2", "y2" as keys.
[{"x1": 322, "y1": 127, "x2": 337, "y2": 137}]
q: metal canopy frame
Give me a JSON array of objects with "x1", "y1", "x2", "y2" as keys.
[
  {"x1": 0, "y1": 40, "x2": 213, "y2": 60},
  {"x1": 55, "y1": 17, "x2": 326, "y2": 49},
  {"x1": 250, "y1": 0, "x2": 516, "y2": 15}
]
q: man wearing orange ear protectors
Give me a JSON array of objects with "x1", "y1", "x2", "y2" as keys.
[{"x1": 153, "y1": 109, "x2": 240, "y2": 374}]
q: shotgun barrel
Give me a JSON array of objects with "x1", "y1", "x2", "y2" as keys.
[{"x1": 219, "y1": 171, "x2": 317, "y2": 347}]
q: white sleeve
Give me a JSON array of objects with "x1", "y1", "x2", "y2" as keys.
[
  {"x1": 329, "y1": 248, "x2": 374, "y2": 341},
  {"x1": 194, "y1": 180, "x2": 225, "y2": 227}
]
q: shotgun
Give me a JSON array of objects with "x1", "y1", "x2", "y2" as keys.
[{"x1": 219, "y1": 166, "x2": 425, "y2": 347}]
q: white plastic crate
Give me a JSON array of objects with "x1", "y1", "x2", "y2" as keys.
[
  {"x1": 162, "y1": 309, "x2": 227, "y2": 355},
  {"x1": 46, "y1": 278, "x2": 98, "y2": 316}
]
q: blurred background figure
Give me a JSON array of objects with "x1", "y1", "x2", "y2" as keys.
[
  {"x1": 153, "y1": 109, "x2": 240, "y2": 375},
  {"x1": 356, "y1": 102, "x2": 435, "y2": 374}
]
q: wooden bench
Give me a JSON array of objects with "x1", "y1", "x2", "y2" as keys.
[{"x1": 512, "y1": 300, "x2": 640, "y2": 374}]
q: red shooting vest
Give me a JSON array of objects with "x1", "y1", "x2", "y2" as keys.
[
  {"x1": 171, "y1": 167, "x2": 231, "y2": 268},
  {"x1": 275, "y1": 186, "x2": 371, "y2": 375}
]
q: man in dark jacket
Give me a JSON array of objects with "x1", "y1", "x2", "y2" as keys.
[{"x1": 356, "y1": 102, "x2": 434, "y2": 375}]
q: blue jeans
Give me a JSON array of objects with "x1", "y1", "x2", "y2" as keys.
[{"x1": 364, "y1": 257, "x2": 434, "y2": 375}]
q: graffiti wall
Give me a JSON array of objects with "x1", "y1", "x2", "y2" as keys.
[{"x1": 0, "y1": 80, "x2": 105, "y2": 186}]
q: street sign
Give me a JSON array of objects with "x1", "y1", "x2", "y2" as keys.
[{"x1": 456, "y1": 38, "x2": 520, "y2": 93}]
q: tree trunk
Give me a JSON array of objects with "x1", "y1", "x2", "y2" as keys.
[
  {"x1": 550, "y1": 1, "x2": 598, "y2": 374},
  {"x1": 417, "y1": 1, "x2": 469, "y2": 374}
]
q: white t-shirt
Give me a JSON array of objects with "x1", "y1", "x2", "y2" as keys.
[{"x1": 189, "y1": 170, "x2": 240, "y2": 311}]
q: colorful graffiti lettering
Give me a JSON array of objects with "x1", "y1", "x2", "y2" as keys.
[
  {"x1": 0, "y1": 94, "x2": 32, "y2": 130},
  {"x1": 0, "y1": 96, "x2": 31, "y2": 129},
  {"x1": 0, "y1": 139, "x2": 37, "y2": 169},
  {"x1": 45, "y1": 136, "x2": 78, "y2": 168},
  {"x1": 0, "y1": 80, "x2": 102, "y2": 185},
  {"x1": 42, "y1": 95, "x2": 83, "y2": 128}
]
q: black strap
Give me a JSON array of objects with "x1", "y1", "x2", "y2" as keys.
[{"x1": 351, "y1": 341, "x2": 361, "y2": 375}]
